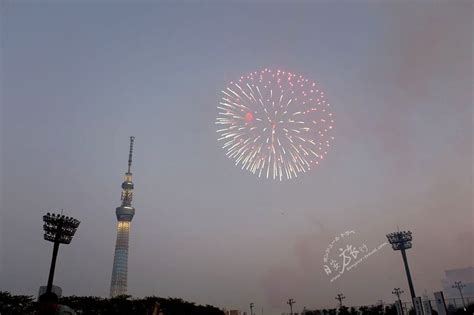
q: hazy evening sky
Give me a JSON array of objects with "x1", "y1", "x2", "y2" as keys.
[{"x1": 1, "y1": 1, "x2": 472, "y2": 314}]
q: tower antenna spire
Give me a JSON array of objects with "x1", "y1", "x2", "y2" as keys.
[
  {"x1": 127, "y1": 136, "x2": 135, "y2": 174},
  {"x1": 110, "y1": 136, "x2": 136, "y2": 297}
]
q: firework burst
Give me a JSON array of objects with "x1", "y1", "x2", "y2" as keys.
[{"x1": 216, "y1": 68, "x2": 335, "y2": 180}]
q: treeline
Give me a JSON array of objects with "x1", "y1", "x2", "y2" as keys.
[
  {"x1": 303, "y1": 304, "x2": 473, "y2": 315},
  {"x1": 0, "y1": 291, "x2": 36, "y2": 314},
  {"x1": 0, "y1": 291, "x2": 224, "y2": 315},
  {"x1": 303, "y1": 305, "x2": 398, "y2": 315}
]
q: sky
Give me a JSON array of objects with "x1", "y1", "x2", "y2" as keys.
[{"x1": 0, "y1": 1, "x2": 472, "y2": 314}]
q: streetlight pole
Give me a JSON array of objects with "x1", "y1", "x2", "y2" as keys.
[
  {"x1": 392, "y1": 288, "x2": 404, "y2": 302},
  {"x1": 386, "y1": 231, "x2": 416, "y2": 299},
  {"x1": 452, "y1": 281, "x2": 466, "y2": 309},
  {"x1": 392, "y1": 288, "x2": 404, "y2": 315},
  {"x1": 287, "y1": 298, "x2": 295, "y2": 315},
  {"x1": 250, "y1": 302, "x2": 254, "y2": 315},
  {"x1": 335, "y1": 293, "x2": 345, "y2": 307},
  {"x1": 43, "y1": 212, "x2": 80, "y2": 294}
]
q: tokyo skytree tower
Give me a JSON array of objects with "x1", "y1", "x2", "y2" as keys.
[{"x1": 110, "y1": 136, "x2": 136, "y2": 297}]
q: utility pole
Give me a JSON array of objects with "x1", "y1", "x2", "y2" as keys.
[
  {"x1": 250, "y1": 302, "x2": 254, "y2": 315},
  {"x1": 335, "y1": 293, "x2": 346, "y2": 307},
  {"x1": 386, "y1": 231, "x2": 416, "y2": 299},
  {"x1": 452, "y1": 281, "x2": 466, "y2": 309},
  {"x1": 287, "y1": 298, "x2": 295, "y2": 315}
]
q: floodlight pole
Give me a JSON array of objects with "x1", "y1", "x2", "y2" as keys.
[
  {"x1": 46, "y1": 224, "x2": 62, "y2": 293},
  {"x1": 43, "y1": 212, "x2": 80, "y2": 294},
  {"x1": 386, "y1": 231, "x2": 416, "y2": 299},
  {"x1": 400, "y1": 249, "x2": 415, "y2": 299}
]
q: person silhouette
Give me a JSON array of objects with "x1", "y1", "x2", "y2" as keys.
[{"x1": 37, "y1": 292, "x2": 59, "y2": 315}]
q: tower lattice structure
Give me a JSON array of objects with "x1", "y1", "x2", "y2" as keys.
[{"x1": 110, "y1": 136, "x2": 136, "y2": 297}]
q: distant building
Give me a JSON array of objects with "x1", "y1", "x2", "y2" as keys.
[
  {"x1": 224, "y1": 310, "x2": 242, "y2": 315},
  {"x1": 441, "y1": 267, "x2": 474, "y2": 297}
]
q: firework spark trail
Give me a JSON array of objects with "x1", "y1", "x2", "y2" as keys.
[{"x1": 216, "y1": 68, "x2": 335, "y2": 180}]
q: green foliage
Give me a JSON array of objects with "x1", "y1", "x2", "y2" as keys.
[
  {"x1": 451, "y1": 303, "x2": 474, "y2": 315},
  {"x1": 304, "y1": 303, "x2": 474, "y2": 315},
  {"x1": 0, "y1": 291, "x2": 36, "y2": 315},
  {"x1": 60, "y1": 295, "x2": 224, "y2": 315},
  {"x1": 339, "y1": 306, "x2": 351, "y2": 315},
  {"x1": 349, "y1": 306, "x2": 359, "y2": 315},
  {"x1": 0, "y1": 291, "x2": 224, "y2": 315},
  {"x1": 384, "y1": 304, "x2": 397, "y2": 315},
  {"x1": 367, "y1": 305, "x2": 384, "y2": 315},
  {"x1": 359, "y1": 306, "x2": 369, "y2": 315}
]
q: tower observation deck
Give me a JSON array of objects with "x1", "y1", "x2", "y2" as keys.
[{"x1": 110, "y1": 136, "x2": 136, "y2": 297}]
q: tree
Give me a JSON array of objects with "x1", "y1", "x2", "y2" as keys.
[
  {"x1": 359, "y1": 306, "x2": 370, "y2": 315},
  {"x1": 0, "y1": 291, "x2": 224, "y2": 315},
  {"x1": 350, "y1": 306, "x2": 359, "y2": 315},
  {"x1": 339, "y1": 306, "x2": 351, "y2": 315},
  {"x1": 0, "y1": 291, "x2": 35, "y2": 315},
  {"x1": 384, "y1": 305, "x2": 397, "y2": 315}
]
